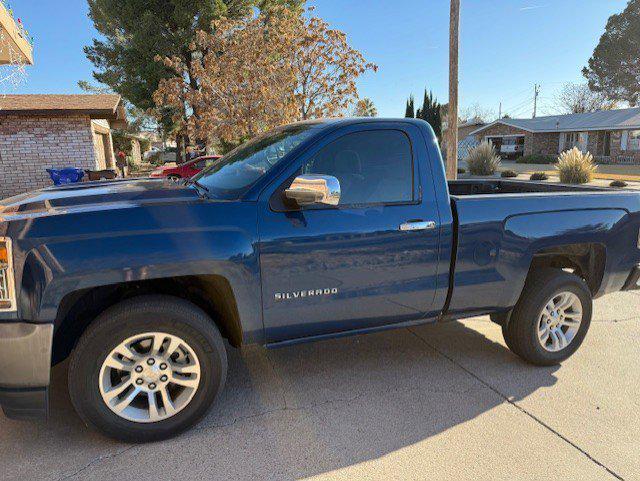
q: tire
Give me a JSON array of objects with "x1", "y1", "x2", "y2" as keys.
[
  {"x1": 502, "y1": 268, "x2": 592, "y2": 366},
  {"x1": 167, "y1": 175, "x2": 181, "y2": 181},
  {"x1": 68, "y1": 295, "x2": 227, "y2": 442}
]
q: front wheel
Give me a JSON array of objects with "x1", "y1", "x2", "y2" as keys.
[
  {"x1": 502, "y1": 268, "x2": 592, "y2": 366},
  {"x1": 68, "y1": 295, "x2": 227, "y2": 442}
]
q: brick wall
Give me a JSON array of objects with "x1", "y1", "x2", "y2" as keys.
[{"x1": 0, "y1": 115, "x2": 98, "y2": 199}]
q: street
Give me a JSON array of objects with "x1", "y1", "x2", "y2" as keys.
[{"x1": 1, "y1": 291, "x2": 638, "y2": 481}]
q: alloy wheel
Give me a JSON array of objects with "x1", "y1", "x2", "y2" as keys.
[
  {"x1": 536, "y1": 291, "x2": 583, "y2": 352},
  {"x1": 98, "y1": 332, "x2": 201, "y2": 423}
]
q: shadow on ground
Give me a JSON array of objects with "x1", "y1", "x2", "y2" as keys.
[{"x1": 1, "y1": 320, "x2": 560, "y2": 480}]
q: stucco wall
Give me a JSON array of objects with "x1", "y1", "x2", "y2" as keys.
[{"x1": 0, "y1": 115, "x2": 98, "y2": 199}]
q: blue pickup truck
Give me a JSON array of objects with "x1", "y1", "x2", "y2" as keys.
[{"x1": 1, "y1": 118, "x2": 640, "y2": 441}]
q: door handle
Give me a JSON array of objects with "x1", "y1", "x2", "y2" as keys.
[{"x1": 399, "y1": 220, "x2": 437, "y2": 231}]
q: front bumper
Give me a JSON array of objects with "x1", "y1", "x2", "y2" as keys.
[
  {"x1": 621, "y1": 264, "x2": 640, "y2": 291},
  {"x1": 0, "y1": 322, "x2": 53, "y2": 419}
]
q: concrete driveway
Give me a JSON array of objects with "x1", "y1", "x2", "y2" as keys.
[{"x1": 2, "y1": 291, "x2": 639, "y2": 481}]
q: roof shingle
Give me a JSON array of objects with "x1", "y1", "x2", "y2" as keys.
[{"x1": 0, "y1": 94, "x2": 123, "y2": 120}]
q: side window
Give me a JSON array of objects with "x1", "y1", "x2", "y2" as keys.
[{"x1": 302, "y1": 130, "x2": 413, "y2": 206}]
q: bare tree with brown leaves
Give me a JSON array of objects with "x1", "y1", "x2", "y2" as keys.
[
  {"x1": 154, "y1": 10, "x2": 299, "y2": 145},
  {"x1": 154, "y1": 8, "x2": 376, "y2": 147},
  {"x1": 291, "y1": 13, "x2": 377, "y2": 120}
]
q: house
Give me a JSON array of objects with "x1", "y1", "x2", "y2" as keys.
[
  {"x1": 0, "y1": 94, "x2": 127, "y2": 199},
  {"x1": 469, "y1": 107, "x2": 640, "y2": 163},
  {"x1": 457, "y1": 118, "x2": 485, "y2": 160}
]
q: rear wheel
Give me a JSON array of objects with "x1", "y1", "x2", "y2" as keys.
[
  {"x1": 502, "y1": 268, "x2": 592, "y2": 366},
  {"x1": 167, "y1": 174, "x2": 181, "y2": 181},
  {"x1": 68, "y1": 295, "x2": 227, "y2": 442}
]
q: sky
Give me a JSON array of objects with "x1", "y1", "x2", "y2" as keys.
[{"x1": 7, "y1": 0, "x2": 630, "y2": 120}]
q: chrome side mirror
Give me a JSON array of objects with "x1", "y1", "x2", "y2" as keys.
[{"x1": 284, "y1": 174, "x2": 340, "y2": 207}]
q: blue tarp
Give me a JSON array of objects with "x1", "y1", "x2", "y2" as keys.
[{"x1": 46, "y1": 168, "x2": 85, "y2": 185}]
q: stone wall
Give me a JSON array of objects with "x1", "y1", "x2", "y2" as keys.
[
  {"x1": 0, "y1": 115, "x2": 98, "y2": 199},
  {"x1": 528, "y1": 132, "x2": 560, "y2": 156}
]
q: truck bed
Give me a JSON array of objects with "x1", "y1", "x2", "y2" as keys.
[
  {"x1": 445, "y1": 184, "x2": 640, "y2": 319},
  {"x1": 448, "y1": 179, "x2": 605, "y2": 196}
]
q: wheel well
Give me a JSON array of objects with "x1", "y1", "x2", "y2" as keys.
[
  {"x1": 52, "y1": 275, "x2": 242, "y2": 364},
  {"x1": 529, "y1": 243, "x2": 605, "y2": 295}
]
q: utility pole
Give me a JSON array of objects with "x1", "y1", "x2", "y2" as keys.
[
  {"x1": 533, "y1": 84, "x2": 540, "y2": 118},
  {"x1": 498, "y1": 101, "x2": 502, "y2": 119},
  {"x1": 446, "y1": 0, "x2": 460, "y2": 180}
]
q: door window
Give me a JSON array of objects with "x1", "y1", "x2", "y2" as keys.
[{"x1": 301, "y1": 130, "x2": 414, "y2": 206}]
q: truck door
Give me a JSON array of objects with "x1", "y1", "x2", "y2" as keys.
[{"x1": 257, "y1": 123, "x2": 442, "y2": 343}]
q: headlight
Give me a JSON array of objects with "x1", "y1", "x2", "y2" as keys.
[{"x1": 0, "y1": 237, "x2": 16, "y2": 312}]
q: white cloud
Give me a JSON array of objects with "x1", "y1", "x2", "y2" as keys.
[{"x1": 520, "y1": 4, "x2": 546, "y2": 11}]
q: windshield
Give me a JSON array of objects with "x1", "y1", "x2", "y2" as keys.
[{"x1": 191, "y1": 124, "x2": 318, "y2": 199}]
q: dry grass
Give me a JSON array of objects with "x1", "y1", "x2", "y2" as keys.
[
  {"x1": 556, "y1": 147, "x2": 597, "y2": 184},
  {"x1": 466, "y1": 141, "x2": 501, "y2": 176}
]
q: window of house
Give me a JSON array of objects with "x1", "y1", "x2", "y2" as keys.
[
  {"x1": 563, "y1": 132, "x2": 588, "y2": 152},
  {"x1": 626, "y1": 130, "x2": 640, "y2": 151},
  {"x1": 301, "y1": 130, "x2": 414, "y2": 206}
]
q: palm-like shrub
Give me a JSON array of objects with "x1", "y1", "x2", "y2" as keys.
[
  {"x1": 466, "y1": 141, "x2": 501, "y2": 176},
  {"x1": 556, "y1": 147, "x2": 597, "y2": 184}
]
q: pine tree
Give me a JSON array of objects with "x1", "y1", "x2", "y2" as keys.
[
  {"x1": 404, "y1": 95, "x2": 415, "y2": 118},
  {"x1": 417, "y1": 89, "x2": 442, "y2": 140}
]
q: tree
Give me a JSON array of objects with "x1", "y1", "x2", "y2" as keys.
[
  {"x1": 78, "y1": 80, "x2": 156, "y2": 134},
  {"x1": 155, "y1": 9, "x2": 298, "y2": 145},
  {"x1": 416, "y1": 90, "x2": 443, "y2": 140},
  {"x1": 583, "y1": 0, "x2": 640, "y2": 105},
  {"x1": 84, "y1": 0, "x2": 302, "y2": 158},
  {"x1": 555, "y1": 82, "x2": 618, "y2": 114},
  {"x1": 405, "y1": 95, "x2": 415, "y2": 118},
  {"x1": 292, "y1": 13, "x2": 377, "y2": 120},
  {"x1": 353, "y1": 98, "x2": 377, "y2": 117},
  {"x1": 459, "y1": 103, "x2": 495, "y2": 123},
  {"x1": 154, "y1": 7, "x2": 376, "y2": 146}
]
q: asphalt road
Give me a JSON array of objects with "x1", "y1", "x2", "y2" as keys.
[{"x1": 1, "y1": 291, "x2": 639, "y2": 481}]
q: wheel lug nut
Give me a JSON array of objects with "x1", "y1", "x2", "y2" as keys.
[
  {"x1": 136, "y1": 378, "x2": 143, "y2": 385},
  {"x1": 160, "y1": 375, "x2": 168, "y2": 382},
  {"x1": 135, "y1": 366, "x2": 143, "y2": 373},
  {"x1": 147, "y1": 358, "x2": 155, "y2": 365},
  {"x1": 159, "y1": 363, "x2": 167, "y2": 370},
  {"x1": 148, "y1": 382, "x2": 156, "y2": 389}
]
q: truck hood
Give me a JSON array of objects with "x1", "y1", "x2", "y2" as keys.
[{"x1": 0, "y1": 178, "x2": 201, "y2": 221}]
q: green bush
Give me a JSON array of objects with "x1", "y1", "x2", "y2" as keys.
[
  {"x1": 466, "y1": 141, "x2": 501, "y2": 175},
  {"x1": 530, "y1": 172, "x2": 549, "y2": 181},
  {"x1": 457, "y1": 167, "x2": 466, "y2": 174},
  {"x1": 501, "y1": 170, "x2": 518, "y2": 178},
  {"x1": 516, "y1": 154, "x2": 557, "y2": 164},
  {"x1": 610, "y1": 180, "x2": 628, "y2": 188},
  {"x1": 556, "y1": 147, "x2": 597, "y2": 184}
]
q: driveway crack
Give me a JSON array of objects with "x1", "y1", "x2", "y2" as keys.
[
  {"x1": 408, "y1": 328, "x2": 625, "y2": 481},
  {"x1": 54, "y1": 444, "x2": 137, "y2": 481}
]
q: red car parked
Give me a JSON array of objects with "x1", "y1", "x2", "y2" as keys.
[{"x1": 149, "y1": 155, "x2": 221, "y2": 180}]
